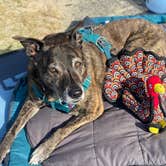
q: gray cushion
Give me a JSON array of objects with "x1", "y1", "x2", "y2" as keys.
[{"x1": 26, "y1": 101, "x2": 166, "y2": 166}]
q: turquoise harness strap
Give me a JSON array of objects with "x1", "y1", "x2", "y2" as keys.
[
  {"x1": 32, "y1": 76, "x2": 91, "y2": 113},
  {"x1": 78, "y1": 27, "x2": 112, "y2": 60},
  {"x1": 82, "y1": 75, "x2": 91, "y2": 91}
]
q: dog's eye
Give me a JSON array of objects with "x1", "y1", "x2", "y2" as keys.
[
  {"x1": 75, "y1": 61, "x2": 82, "y2": 69},
  {"x1": 49, "y1": 65, "x2": 59, "y2": 74}
]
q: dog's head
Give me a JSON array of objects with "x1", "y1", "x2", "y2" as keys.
[{"x1": 14, "y1": 33, "x2": 88, "y2": 104}]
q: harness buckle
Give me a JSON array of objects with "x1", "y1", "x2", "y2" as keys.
[
  {"x1": 96, "y1": 37, "x2": 110, "y2": 49},
  {"x1": 83, "y1": 24, "x2": 95, "y2": 31},
  {"x1": 78, "y1": 26, "x2": 112, "y2": 59}
]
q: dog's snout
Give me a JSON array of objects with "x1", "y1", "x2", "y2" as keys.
[{"x1": 68, "y1": 87, "x2": 83, "y2": 99}]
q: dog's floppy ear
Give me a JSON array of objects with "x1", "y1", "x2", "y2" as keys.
[{"x1": 13, "y1": 36, "x2": 44, "y2": 57}]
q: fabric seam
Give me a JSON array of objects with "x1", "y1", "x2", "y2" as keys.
[
  {"x1": 92, "y1": 120, "x2": 99, "y2": 166},
  {"x1": 135, "y1": 119, "x2": 146, "y2": 165}
]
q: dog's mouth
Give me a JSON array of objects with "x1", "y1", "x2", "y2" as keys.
[
  {"x1": 62, "y1": 86, "x2": 85, "y2": 105},
  {"x1": 47, "y1": 86, "x2": 84, "y2": 105},
  {"x1": 63, "y1": 96, "x2": 83, "y2": 104}
]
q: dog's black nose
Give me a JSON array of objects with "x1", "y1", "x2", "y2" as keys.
[{"x1": 68, "y1": 87, "x2": 83, "y2": 99}]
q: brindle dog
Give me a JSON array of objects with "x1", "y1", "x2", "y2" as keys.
[{"x1": 0, "y1": 18, "x2": 166, "y2": 165}]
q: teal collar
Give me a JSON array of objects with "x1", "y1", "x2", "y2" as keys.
[
  {"x1": 32, "y1": 76, "x2": 91, "y2": 113},
  {"x1": 78, "y1": 26, "x2": 112, "y2": 60}
]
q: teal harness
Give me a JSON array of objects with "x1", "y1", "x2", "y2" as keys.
[
  {"x1": 32, "y1": 26, "x2": 112, "y2": 113},
  {"x1": 78, "y1": 26, "x2": 112, "y2": 59}
]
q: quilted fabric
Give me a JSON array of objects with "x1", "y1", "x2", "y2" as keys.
[{"x1": 26, "y1": 104, "x2": 166, "y2": 166}]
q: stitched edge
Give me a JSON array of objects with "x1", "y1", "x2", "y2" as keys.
[
  {"x1": 92, "y1": 120, "x2": 99, "y2": 166},
  {"x1": 135, "y1": 120, "x2": 146, "y2": 165}
]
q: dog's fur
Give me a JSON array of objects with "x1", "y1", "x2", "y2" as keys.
[{"x1": 0, "y1": 18, "x2": 166, "y2": 165}]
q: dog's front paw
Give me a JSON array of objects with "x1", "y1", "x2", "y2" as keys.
[
  {"x1": 0, "y1": 142, "x2": 10, "y2": 163},
  {"x1": 29, "y1": 144, "x2": 53, "y2": 165},
  {"x1": 0, "y1": 133, "x2": 13, "y2": 163},
  {"x1": 29, "y1": 146, "x2": 46, "y2": 165},
  {"x1": 29, "y1": 129, "x2": 63, "y2": 165}
]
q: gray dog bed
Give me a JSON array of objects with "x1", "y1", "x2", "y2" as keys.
[{"x1": 26, "y1": 102, "x2": 166, "y2": 166}]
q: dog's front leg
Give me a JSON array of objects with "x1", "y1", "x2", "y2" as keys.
[
  {"x1": 30, "y1": 86, "x2": 104, "y2": 165},
  {"x1": 0, "y1": 99, "x2": 41, "y2": 163}
]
